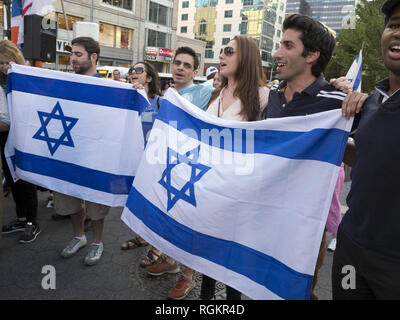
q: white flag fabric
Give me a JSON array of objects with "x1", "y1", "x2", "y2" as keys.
[
  {"x1": 121, "y1": 89, "x2": 353, "y2": 300},
  {"x1": 345, "y1": 49, "x2": 362, "y2": 92},
  {"x1": 5, "y1": 64, "x2": 147, "y2": 207}
]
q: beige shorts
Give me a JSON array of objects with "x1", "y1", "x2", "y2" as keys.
[{"x1": 53, "y1": 192, "x2": 110, "y2": 221}]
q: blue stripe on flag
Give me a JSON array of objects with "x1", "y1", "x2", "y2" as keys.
[
  {"x1": 12, "y1": 0, "x2": 22, "y2": 16},
  {"x1": 126, "y1": 186, "x2": 313, "y2": 300},
  {"x1": 157, "y1": 99, "x2": 348, "y2": 166},
  {"x1": 14, "y1": 149, "x2": 133, "y2": 194},
  {"x1": 7, "y1": 73, "x2": 148, "y2": 112},
  {"x1": 353, "y1": 54, "x2": 362, "y2": 92}
]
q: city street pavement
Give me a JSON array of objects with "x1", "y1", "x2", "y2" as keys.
[{"x1": 0, "y1": 182, "x2": 351, "y2": 300}]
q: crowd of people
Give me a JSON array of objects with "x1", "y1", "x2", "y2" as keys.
[{"x1": 1, "y1": 0, "x2": 400, "y2": 300}]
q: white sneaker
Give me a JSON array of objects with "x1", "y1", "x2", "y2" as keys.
[
  {"x1": 327, "y1": 238, "x2": 337, "y2": 252},
  {"x1": 61, "y1": 236, "x2": 87, "y2": 258},
  {"x1": 84, "y1": 243, "x2": 104, "y2": 266}
]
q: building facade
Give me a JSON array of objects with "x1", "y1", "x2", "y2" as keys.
[
  {"x1": 286, "y1": 0, "x2": 357, "y2": 31},
  {"x1": 1, "y1": 0, "x2": 206, "y2": 74},
  {"x1": 176, "y1": 0, "x2": 286, "y2": 76}
]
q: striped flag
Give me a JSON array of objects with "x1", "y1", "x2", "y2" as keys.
[
  {"x1": 11, "y1": 0, "x2": 55, "y2": 48},
  {"x1": 121, "y1": 88, "x2": 353, "y2": 300},
  {"x1": 5, "y1": 64, "x2": 148, "y2": 207},
  {"x1": 346, "y1": 49, "x2": 362, "y2": 92},
  {"x1": 11, "y1": 0, "x2": 24, "y2": 47}
]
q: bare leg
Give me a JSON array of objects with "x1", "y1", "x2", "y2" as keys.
[
  {"x1": 92, "y1": 218, "x2": 104, "y2": 243},
  {"x1": 70, "y1": 209, "x2": 85, "y2": 238}
]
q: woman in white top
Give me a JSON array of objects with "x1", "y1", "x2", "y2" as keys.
[
  {"x1": 200, "y1": 35, "x2": 269, "y2": 300},
  {"x1": 207, "y1": 35, "x2": 269, "y2": 122}
]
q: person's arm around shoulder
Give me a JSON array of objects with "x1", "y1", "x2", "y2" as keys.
[{"x1": 329, "y1": 77, "x2": 368, "y2": 120}]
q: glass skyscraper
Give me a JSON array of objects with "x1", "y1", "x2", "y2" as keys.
[{"x1": 286, "y1": 0, "x2": 357, "y2": 31}]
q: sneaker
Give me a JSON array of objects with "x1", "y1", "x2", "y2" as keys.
[
  {"x1": 327, "y1": 238, "x2": 337, "y2": 252},
  {"x1": 61, "y1": 236, "x2": 87, "y2": 258},
  {"x1": 84, "y1": 243, "x2": 104, "y2": 266},
  {"x1": 2, "y1": 219, "x2": 27, "y2": 234},
  {"x1": 19, "y1": 222, "x2": 41, "y2": 243},
  {"x1": 168, "y1": 274, "x2": 196, "y2": 300},
  {"x1": 146, "y1": 257, "x2": 180, "y2": 276}
]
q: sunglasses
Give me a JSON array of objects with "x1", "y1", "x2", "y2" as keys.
[
  {"x1": 220, "y1": 46, "x2": 235, "y2": 56},
  {"x1": 130, "y1": 67, "x2": 145, "y2": 74}
]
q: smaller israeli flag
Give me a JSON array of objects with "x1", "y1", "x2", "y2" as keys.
[
  {"x1": 5, "y1": 64, "x2": 148, "y2": 207},
  {"x1": 346, "y1": 49, "x2": 362, "y2": 92}
]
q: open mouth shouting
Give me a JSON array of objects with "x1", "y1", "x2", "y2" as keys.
[
  {"x1": 276, "y1": 61, "x2": 287, "y2": 72},
  {"x1": 388, "y1": 43, "x2": 400, "y2": 59}
]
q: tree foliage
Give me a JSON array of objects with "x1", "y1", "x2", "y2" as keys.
[{"x1": 325, "y1": 0, "x2": 387, "y2": 93}]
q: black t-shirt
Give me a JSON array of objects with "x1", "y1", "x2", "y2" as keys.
[{"x1": 341, "y1": 78, "x2": 400, "y2": 260}]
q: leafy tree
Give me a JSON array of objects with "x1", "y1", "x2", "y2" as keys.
[{"x1": 325, "y1": 0, "x2": 387, "y2": 93}]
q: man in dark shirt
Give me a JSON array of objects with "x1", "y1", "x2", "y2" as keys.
[
  {"x1": 266, "y1": 14, "x2": 367, "y2": 299},
  {"x1": 332, "y1": 0, "x2": 400, "y2": 299}
]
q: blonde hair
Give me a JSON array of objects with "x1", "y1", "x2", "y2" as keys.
[{"x1": 0, "y1": 40, "x2": 26, "y2": 65}]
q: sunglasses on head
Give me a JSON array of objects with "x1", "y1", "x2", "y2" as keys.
[
  {"x1": 220, "y1": 46, "x2": 235, "y2": 56},
  {"x1": 130, "y1": 67, "x2": 145, "y2": 74}
]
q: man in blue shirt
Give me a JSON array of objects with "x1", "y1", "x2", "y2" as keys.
[
  {"x1": 171, "y1": 47, "x2": 214, "y2": 111},
  {"x1": 145, "y1": 46, "x2": 214, "y2": 300}
]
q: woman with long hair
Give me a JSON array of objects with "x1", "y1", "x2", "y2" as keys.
[
  {"x1": 120, "y1": 61, "x2": 164, "y2": 267},
  {"x1": 0, "y1": 40, "x2": 40, "y2": 243},
  {"x1": 200, "y1": 35, "x2": 270, "y2": 300}
]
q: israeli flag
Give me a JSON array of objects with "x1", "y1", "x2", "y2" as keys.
[
  {"x1": 5, "y1": 64, "x2": 148, "y2": 207},
  {"x1": 346, "y1": 49, "x2": 362, "y2": 92},
  {"x1": 121, "y1": 89, "x2": 353, "y2": 300}
]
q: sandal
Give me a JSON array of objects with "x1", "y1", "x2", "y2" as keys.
[
  {"x1": 121, "y1": 237, "x2": 149, "y2": 250},
  {"x1": 140, "y1": 248, "x2": 161, "y2": 267}
]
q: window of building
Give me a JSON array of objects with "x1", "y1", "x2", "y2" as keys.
[
  {"x1": 147, "y1": 29, "x2": 170, "y2": 48},
  {"x1": 222, "y1": 37, "x2": 230, "y2": 45},
  {"x1": 102, "y1": 0, "x2": 133, "y2": 11},
  {"x1": 226, "y1": 0, "x2": 233, "y2": 3},
  {"x1": 149, "y1": 1, "x2": 171, "y2": 27},
  {"x1": 116, "y1": 26, "x2": 132, "y2": 49},
  {"x1": 57, "y1": 13, "x2": 83, "y2": 31},
  {"x1": 199, "y1": 19, "x2": 207, "y2": 34},
  {"x1": 99, "y1": 23, "x2": 115, "y2": 47},
  {"x1": 181, "y1": 14, "x2": 188, "y2": 21},
  {"x1": 182, "y1": 1, "x2": 189, "y2": 8},
  {"x1": 205, "y1": 50, "x2": 214, "y2": 59},
  {"x1": 223, "y1": 24, "x2": 232, "y2": 32},
  {"x1": 181, "y1": 26, "x2": 188, "y2": 33},
  {"x1": 206, "y1": 40, "x2": 215, "y2": 48},
  {"x1": 99, "y1": 23, "x2": 132, "y2": 49},
  {"x1": 196, "y1": 0, "x2": 218, "y2": 8},
  {"x1": 224, "y1": 10, "x2": 233, "y2": 18}
]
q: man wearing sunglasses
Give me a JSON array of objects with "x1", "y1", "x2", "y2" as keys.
[{"x1": 170, "y1": 46, "x2": 214, "y2": 111}]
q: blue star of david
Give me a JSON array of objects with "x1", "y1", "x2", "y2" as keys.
[
  {"x1": 32, "y1": 102, "x2": 78, "y2": 156},
  {"x1": 159, "y1": 145, "x2": 211, "y2": 211}
]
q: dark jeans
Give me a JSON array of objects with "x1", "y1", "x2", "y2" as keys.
[
  {"x1": 332, "y1": 225, "x2": 400, "y2": 300},
  {"x1": 0, "y1": 131, "x2": 38, "y2": 223},
  {"x1": 200, "y1": 274, "x2": 242, "y2": 300}
]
